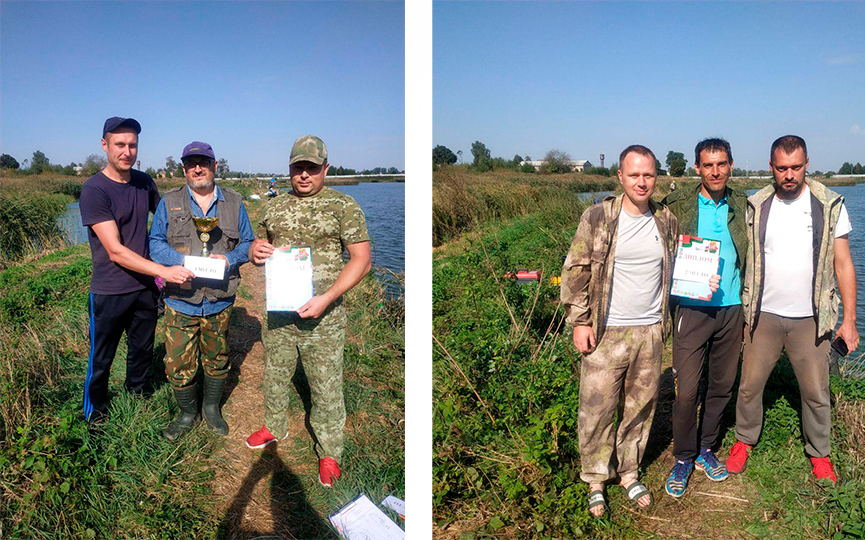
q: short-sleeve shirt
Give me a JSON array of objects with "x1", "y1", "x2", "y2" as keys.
[
  {"x1": 678, "y1": 193, "x2": 741, "y2": 307},
  {"x1": 79, "y1": 170, "x2": 160, "y2": 294},
  {"x1": 605, "y1": 208, "x2": 664, "y2": 326},
  {"x1": 260, "y1": 187, "x2": 369, "y2": 299},
  {"x1": 762, "y1": 185, "x2": 852, "y2": 317}
]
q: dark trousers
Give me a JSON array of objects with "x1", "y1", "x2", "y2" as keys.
[
  {"x1": 83, "y1": 288, "x2": 158, "y2": 421},
  {"x1": 672, "y1": 305, "x2": 744, "y2": 460}
]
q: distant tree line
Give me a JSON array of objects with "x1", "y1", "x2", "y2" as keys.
[{"x1": 431, "y1": 144, "x2": 865, "y2": 180}]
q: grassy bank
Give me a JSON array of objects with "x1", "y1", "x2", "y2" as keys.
[
  {"x1": 0, "y1": 198, "x2": 405, "y2": 537},
  {"x1": 432, "y1": 180, "x2": 865, "y2": 539},
  {"x1": 433, "y1": 167, "x2": 616, "y2": 246}
]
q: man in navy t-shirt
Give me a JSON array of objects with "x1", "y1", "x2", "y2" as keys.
[{"x1": 79, "y1": 116, "x2": 194, "y2": 423}]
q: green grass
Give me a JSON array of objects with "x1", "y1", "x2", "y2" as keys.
[
  {"x1": 0, "y1": 190, "x2": 73, "y2": 267},
  {"x1": 433, "y1": 167, "x2": 616, "y2": 246},
  {"x1": 0, "y1": 234, "x2": 405, "y2": 537},
  {"x1": 432, "y1": 181, "x2": 865, "y2": 539}
]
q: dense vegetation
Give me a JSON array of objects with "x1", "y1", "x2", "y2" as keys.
[
  {"x1": 432, "y1": 168, "x2": 865, "y2": 539},
  {"x1": 0, "y1": 195, "x2": 405, "y2": 537},
  {"x1": 432, "y1": 166, "x2": 616, "y2": 246}
]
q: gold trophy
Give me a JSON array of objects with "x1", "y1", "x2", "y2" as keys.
[{"x1": 193, "y1": 217, "x2": 219, "y2": 257}]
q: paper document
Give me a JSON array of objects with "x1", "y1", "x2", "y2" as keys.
[
  {"x1": 329, "y1": 494, "x2": 405, "y2": 540},
  {"x1": 671, "y1": 235, "x2": 720, "y2": 301},
  {"x1": 265, "y1": 246, "x2": 314, "y2": 311},
  {"x1": 379, "y1": 495, "x2": 405, "y2": 518},
  {"x1": 184, "y1": 255, "x2": 226, "y2": 280}
]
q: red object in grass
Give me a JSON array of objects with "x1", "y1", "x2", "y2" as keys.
[{"x1": 504, "y1": 269, "x2": 541, "y2": 283}]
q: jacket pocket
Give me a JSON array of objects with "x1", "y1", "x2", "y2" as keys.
[{"x1": 222, "y1": 228, "x2": 240, "y2": 251}]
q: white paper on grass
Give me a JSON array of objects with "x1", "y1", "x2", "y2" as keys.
[
  {"x1": 329, "y1": 494, "x2": 405, "y2": 540},
  {"x1": 183, "y1": 255, "x2": 226, "y2": 280},
  {"x1": 265, "y1": 246, "x2": 314, "y2": 311},
  {"x1": 380, "y1": 495, "x2": 405, "y2": 517}
]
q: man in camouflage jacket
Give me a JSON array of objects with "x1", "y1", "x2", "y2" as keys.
[
  {"x1": 561, "y1": 145, "x2": 678, "y2": 516},
  {"x1": 245, "y1": 135, "x2": 371, "y2": 488},
  {"x1": 727, "y1": 136, "x2": 859, "y2": 483}
]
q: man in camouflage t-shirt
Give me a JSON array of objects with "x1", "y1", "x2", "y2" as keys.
[{"x1": 245, "y1": 135, "x2": 371, "y2": 488}]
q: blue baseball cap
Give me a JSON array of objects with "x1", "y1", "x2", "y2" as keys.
[
  {"x1": 181, "y1": 141, "x2": 216, "y2": 161},
  {"x1": 102, "y1": 117, "x2": 141, "y2": 138}
]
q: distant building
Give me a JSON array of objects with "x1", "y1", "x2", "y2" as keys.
[
  {"x1": 520, "y1": 159, "x2": 593, "y2": 172},
  {"x1": 74, "y1": 165, "x2": 84, "y2": 176}
]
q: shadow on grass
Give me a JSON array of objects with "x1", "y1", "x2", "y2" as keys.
[
  {"x1": 643, "y1": 366, "x2": 675, "y2": 468},
  {"x1": 224, "y1": 306, "x2": 262, "y2": 403},
  {"x1": 217, "y1": 444, "x2": 335, "y2": 539}
]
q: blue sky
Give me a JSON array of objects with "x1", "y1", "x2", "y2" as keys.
[
  {"x1": 1, "y1": 1, "x2": 404, "y2": 174},
  {"x1": 434, "y1": 2, "x2": 865, "y2": 173}
]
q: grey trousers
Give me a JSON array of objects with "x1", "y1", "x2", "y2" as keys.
[
  {"x1": 735, "y1": 312, "x2": 832, "y2": 457},
  {"x1": 578, "y1": 323, "x2": 663, "y2": 483}
]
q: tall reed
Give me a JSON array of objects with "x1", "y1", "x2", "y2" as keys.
[
  {"x1": 0, "y1": 191, "x2": 72, "y2": 267},
  {"x1": 433, "y1": 167, "x2": 614, "y2": 246}
]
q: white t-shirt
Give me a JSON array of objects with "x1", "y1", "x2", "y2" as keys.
[
  {"x1": 606, "y1": 208, "x2": 664, "y2": 326},
  {"x1": 761, "y1": 185, "x2": 852, "y2": 317}
]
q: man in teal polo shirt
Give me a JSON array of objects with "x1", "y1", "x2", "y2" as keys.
[{"x1": 661, "y1": 138, "x2": 748, "y2": 497}]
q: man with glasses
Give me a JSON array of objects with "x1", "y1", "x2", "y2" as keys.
[
  {"x1": 245, "y1": 135, "x2": 371, "y2": 488},
  {"x1": 149, "y1": 141, "x2": 255, "y2": 441}
]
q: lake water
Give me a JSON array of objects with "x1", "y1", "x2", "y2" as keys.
[
  {"x1": 331, "y1": 182, "x2": 405, "y2": 296},
  {"x1": 59, "y1": 181, "x2": 405, "y2": 297}
]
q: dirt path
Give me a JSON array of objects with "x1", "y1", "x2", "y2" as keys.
[
  {"x1": 208, "y1": 249, "x2": 331, "y2": 539},
  {"x1": 620, "y1": 348, "x2": 760, "y2": 539}
]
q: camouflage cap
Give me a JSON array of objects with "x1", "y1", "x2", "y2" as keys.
[{"x1": 289, "y1": 135, "x2": 328, "y2": 165}]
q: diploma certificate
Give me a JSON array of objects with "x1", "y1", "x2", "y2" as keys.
[
  {"x1": 671, "y1": 235, "x2": 720, "y2": 301},
  {"x1": 266, "y1": 246, "x2": 314, "y2": 311}
]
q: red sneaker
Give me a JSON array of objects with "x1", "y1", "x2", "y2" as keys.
[
  {"x1": 810, "y1": 456, "x2": 837, "y2": 483},
  {"x1": 319, "y1": 457, "x2": 341, "y2": 487},
  {"x1": 727, "y1": 441, "x2": 752, "y2": 474},
  {"x1": 245, "y1": 425, "x2": 277, "y2": 449}
]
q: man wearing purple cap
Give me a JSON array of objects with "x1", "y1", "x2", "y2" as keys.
[
  {"x1": 149, "y1": 141, "x2": 255, "y2": 440},
  {"x1": 80, "y1": 117, "x2": 195, "y2": 423}
]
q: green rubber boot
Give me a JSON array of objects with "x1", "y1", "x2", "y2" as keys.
[
  {"x1": 202, "y1": 376, "x2": 229, "y2": 436},
  {"x1": 163, "y1": 385, "x2": 198, "y2": 441}
]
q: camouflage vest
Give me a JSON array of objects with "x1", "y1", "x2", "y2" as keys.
[
  {"x1": 163, "y1": 185, "x2": 243, "y2": 304},
  {"x1": 561, "y1": 193, "x2": 678, "y2": 344},
  {"x1": 742, "y1": 179, "x2": 844, "y2": 338}
]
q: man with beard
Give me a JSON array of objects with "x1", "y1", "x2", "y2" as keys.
[
  {"x1": 149, "y1": 141, "x2": 255, "y2": 440},
  {"x1": 660, "y1": 138, "x2": 748, "y2": 497},
  {"x1": 727, "y1": 135, "x2": 858, "y2": 482},
  {"x1": 80, "y1": 117, "x2": 194, "y2": 423},
  {"x1": 245, "y1": 135, "x2": 371, "y2": 488}
]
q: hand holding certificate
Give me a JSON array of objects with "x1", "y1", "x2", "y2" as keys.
[
  {"x1": 671, "y1": 235, "x2": 721, "y2": 301},
  {"x1": 266, "y1": 246, "x2": 314, "y2": 311},
  {"x1": 183, "y1": 255, "x2": 226, "y2": 280}
]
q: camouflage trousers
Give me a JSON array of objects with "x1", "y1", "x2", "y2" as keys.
[
  {"x1": 578, "y1": 323, "x2": 663, "y2": 483},
  {"x1": 262, "y1": 311, "x2": 346, "y2": 461},
  {"x1": 163, "y1": 305, "x2": 231, "y2": 389}
]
